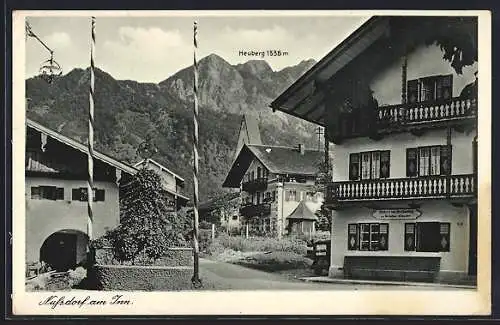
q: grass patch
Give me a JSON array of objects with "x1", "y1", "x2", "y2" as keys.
[
  {"x1": 205, "y1": 234, "x2": 308, "y2": 256},
  {"x1": 235, "y1": 251, "x2": 313, "y2": 272}
]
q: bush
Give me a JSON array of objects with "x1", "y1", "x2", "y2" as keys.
[
  {"x1": 104, "y1": 169, "x2": 189, "y2": 264},
  {"x1": 95, "y1": 247, "x2": 193, "y2": 267}
]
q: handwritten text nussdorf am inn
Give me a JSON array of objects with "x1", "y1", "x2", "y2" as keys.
[{"x1": 39, "y1": 295, "x2": 132, "y2": 309}]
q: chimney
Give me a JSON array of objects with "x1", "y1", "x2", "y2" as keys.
[{"x1": 297, "y1": 144, "x2": 305, "y2": 155}]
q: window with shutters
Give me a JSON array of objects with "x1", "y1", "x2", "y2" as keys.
[
  {"x1": 30, "y1": 186, "x2": 64, "y2": 200},
  {"x1": 407, "y1": 145, "x2": 452, "y2": 177},
  {"x1": 407, "y1": 74, "x2": 453, "y2": 103},
  {"x1": 71, "y1": 187, "x2": 105, "y2": 202},
  {"x1": 347, "y1": 223, "x2": 389, "y2": 251},
  {"x1": 349, "y1": 150, "x2": 390, "y2": 180},
  {"x1": 404, "y1": 222, "x2": 450, "y2": 252}
]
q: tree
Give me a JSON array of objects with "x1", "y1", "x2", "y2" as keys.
[
  {"x1": 315, "y1": 205, "x2": 332, "y2": 232},
  {"x1": 314, "y1": 158, "x2": 332, "y2": 233},
  {"x1": 424, "y1": 17, "x2": 478, "y2": 75},
  {"x1": 105, "y1": 168, "x2": 188, "y2": 264}
]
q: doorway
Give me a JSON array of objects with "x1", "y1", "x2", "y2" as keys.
[{"x1": 40, "y1": 231, "x2": 79, "y2": 271}]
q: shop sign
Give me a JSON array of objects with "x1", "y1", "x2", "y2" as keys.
[{"x1": 373, "y1": 208, "x2": 421, "y2": 220}]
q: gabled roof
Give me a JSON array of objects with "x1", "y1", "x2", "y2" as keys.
[
  {"x1": 223, "y1": 144, "x2": 323, "y2": 188},
  {"x1": 27, "y1": 119, "x2": 137, "y2": 175},
  {"x1": 287, "y1": 200, "x2": 318, "y2": 221},
  {"x1": 269, "y1": 16, "x2": 383, "y2": 126},
  {"x1": 270, "y1": 16, "x2": 477, "y2": 126},
  {"x1": 134, "y1": 158, "x2": 185, "y2": 182},
  {"x1": 199, "y1": 192, "x2": 240, "y2": 213}
]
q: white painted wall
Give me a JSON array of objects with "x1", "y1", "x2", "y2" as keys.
[
  {"x1": 370, "y1": 43, "x2": 477, "y2": 106},
  {"x1": 142, "y1": 162, "x2": 178, "y2": 194},
  {"x1": 25, "y1": 177, "x2": 120, "y2": 263},
  {"x1": 330, "y1": 128, "x2": 476, "y2": 182},
  {"x1": 329, "y1": 201, "x2": 470, "y2": 274}
]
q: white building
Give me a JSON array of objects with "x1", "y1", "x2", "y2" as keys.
[
  {"x1": 25, "y1": 119, "x2": 136, "y2": 271},
  {"x1": 271, "y1": 16, "x2": 478, "y2": 283},
  {"x1": 133, "y1": 158, "x2": 189, "y2": 210},
  {"x1": 223, "y1": 143, "x2": 324, "y2": 238}
]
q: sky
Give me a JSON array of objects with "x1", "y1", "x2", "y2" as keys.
[{"x1": 24, "y1": 14, "x2": 369, "y2": 83}]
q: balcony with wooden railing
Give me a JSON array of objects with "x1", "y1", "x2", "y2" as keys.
[
  {"x1": 325, "y1": 174, "x2": 476, "y2": 208},
  {"x1": 239, "y1": 202, "x2": 272, "y2": 217},
  {"x1": 242, "y1": 177, "x2": 268, "y2": 192},
  {"x1": 329, "y1": 97, "x2": 477, "y2": 143},
  {"x1": 377, "y1": 96, "x2": 477, "y2": 129}
]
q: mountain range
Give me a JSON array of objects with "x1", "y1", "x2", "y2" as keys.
[{"x1": 26, "y1": 54, "x2": 319, "y2": 201}]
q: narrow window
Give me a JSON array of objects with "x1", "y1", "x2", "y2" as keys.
[
  {"x1": 430, "y1": 146, "x2": 441, "y2": 175},
  {"x1": 347, "y1": 224, "x2": 359, "y2": 250},
  {"x1": 404, "y1": 223, "x2": 416, "y2": 251},
  {"x1": 407, "y1": 79, "x2": 419, "y2": 103},
  {"x1": 379, "y1": 150, "x2": 390, "y2": 179},
  {"x1": 379, "y1": 223, "x2": 389, "y2": 251},
  {"x1": 349, "y1": 153, "x2": 360, "y2": 180},
  {"x1": 361, "y1": 152, "x2": 371, "y2": 180},
  {"x1": 419, "y1": 147, "x2": 430, "y2": 176},
  {"x1": 406, "y1": 148, "x2": 418, "y2": 177},
  {"x1": 371, "y1": 151, "x2": 381, "y2": 179},
  {"x1": 440, "y1": 145, "x2": 452, "y2": 175}
]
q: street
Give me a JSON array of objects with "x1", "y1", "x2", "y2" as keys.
[{"x1": 198, "y1": 259, "x2": 464, "y2": 291}]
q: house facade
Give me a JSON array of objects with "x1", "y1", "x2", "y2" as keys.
[
  {"x1": 133, "y1": 158, "x2": 189, "y2": 210},
  {"x1": 223, "y1": 144, "x2": 324, "y2": 238},
  {"x1": 25, "y1": 119, "x2": 136, "y2": 271},
  {"x1": 199, "y1": 192, "x2": 241, "y2": 233},
  {"x1": 271, "y1": 16, "x2": 478, "y2": 283}
]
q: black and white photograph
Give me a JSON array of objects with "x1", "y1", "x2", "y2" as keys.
[{"x1": 11, "y1": 10, "x2": 491, "y2": 315}]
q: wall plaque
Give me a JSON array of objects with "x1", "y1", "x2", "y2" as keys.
[{"x1": 372, "y1": 208, "x2": 422, "y2": 220}]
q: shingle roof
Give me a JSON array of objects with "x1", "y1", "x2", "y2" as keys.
[
  {"x1": 248, "y1": 144, "x2": 323, "y2": 175},
  {"x1": 287, "y1": 200, "x2": 318, "y2": 221},
  {"x1": 222, "y1": 144, "x2": 323, "y2": 188},
  {"x1": 133, "y1": 158, "x2": 185, "y2": 182},
  {"x1": 199, "y1": 192, "x2": 240, "y2": 213}
]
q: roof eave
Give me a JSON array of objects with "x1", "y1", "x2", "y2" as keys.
[
  {"x1": 27, "y1": 119, "x2": 137, "y2": 175},
  {"x1": 270, "y1": 16, "x2": 380, "y2": 109}
]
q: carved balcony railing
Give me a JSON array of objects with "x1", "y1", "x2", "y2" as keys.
[
  {"x1": 242, "y1": 177, "x2": 268, "y2": 192},
  {"x1": 239, "y1": 203, "x2": 272, "y2": 217},
  {"x1": 377, "y1": 97, "x2": 476, "y2": 127},
  {"x1": 326, "y1": 174, "x2": 476, "y2": 207}
]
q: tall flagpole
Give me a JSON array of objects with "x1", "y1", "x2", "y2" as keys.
[
  {"x1": 87, "y1": 16, "x2": 96, "y2": 260},
  {"x1": 191, "y1": 21, "x2": 202, "y2": 288}
]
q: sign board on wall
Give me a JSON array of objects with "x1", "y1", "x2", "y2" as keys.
[{"x1": 372, "y1": 208, "x2": 422, "y2": 220}]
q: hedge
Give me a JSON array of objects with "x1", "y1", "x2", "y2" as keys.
[{"x1": 89, "y1": 265, "x2": 193, "y2": 291}]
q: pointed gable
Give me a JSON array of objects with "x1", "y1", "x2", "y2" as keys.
[
  {"x1": 233, "y1": 114, "x2": 262, "y2": 161},
  {"x1": 287, "y1": 200, "x2": 318, "y2": 221},
  {"x1": 223, "y1": 143, "x2": 322, "y2": 188}
]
